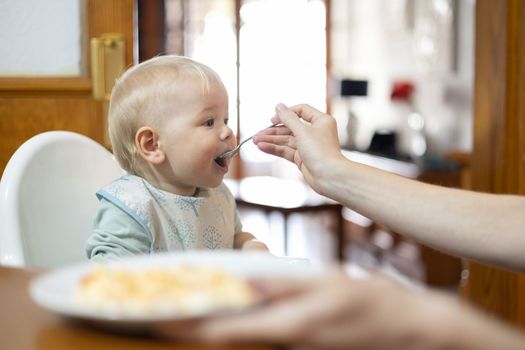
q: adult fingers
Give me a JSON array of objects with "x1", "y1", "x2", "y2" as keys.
[
  {"x1": 157, "y1": 278, "x2": 314, "y2": 343},
  {"x1": 158, "y1": 270, "x2": 349, "y2": 345},
  {"x1": 172, "y1": 288, "x2": 328, "y2": 345},
  {"x1": 158, "y1": 304, "x2": 297, "y2": 344},
  {"x1": 255, "y1": 142, "x2": 296, "y2": 163},
  {"x1": 255, "y1": 124, "x2": 292, "y2": 137},
  {"x1": 249, "y1": 277, "x2": 314, "y2": 300},
  {"x1": 253, "y1": 134, "x2": 296, "y2": 148},
  {"x1": 156, "y1": 318, "x2": 204, "y2": 339},
  {"x1": 287, "y1": 104, "x2": 329, "y2": 125},
  {"x1": 274, "y1": 103, "x2": 307, "y2": 135}
]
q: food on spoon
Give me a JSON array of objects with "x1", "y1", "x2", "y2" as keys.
[{"x1": 76, "y1": 264, "x2": 257, "y2": 317}]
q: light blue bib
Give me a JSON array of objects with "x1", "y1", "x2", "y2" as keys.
[{"x1": 96, "y1": 175, "x2": 240, "y2": 253}]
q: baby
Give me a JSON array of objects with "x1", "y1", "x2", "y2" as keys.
[{"x1": 86, "y1": 55, "x2": 268, "y2": 262}]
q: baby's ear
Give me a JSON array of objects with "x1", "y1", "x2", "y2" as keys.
[{"x1": 135, "y1": 127, "x2": 165, "y2": 164}]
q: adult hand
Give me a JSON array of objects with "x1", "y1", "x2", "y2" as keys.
[
  {"x1": 157, "y1": 269, "x2": 510, "y2": 350},
  {"x1": 253, "y1": 103, "x2": 345, "y2": 194}
]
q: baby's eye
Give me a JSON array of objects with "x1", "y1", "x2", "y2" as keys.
[
  {"x1": 204, "y1": 118, "x2": 215, "y2": 127},
  {"x1": 224, "y1": 118, "x2": 229, "y2": 125}
]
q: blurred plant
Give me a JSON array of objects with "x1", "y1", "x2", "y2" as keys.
[{"x1": 390, "y1": 81, "x2": 415, "y2": 102}]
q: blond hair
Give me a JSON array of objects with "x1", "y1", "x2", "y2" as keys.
[{"x1": 108, "y1": 55, "x2": 223, "y2": 175}]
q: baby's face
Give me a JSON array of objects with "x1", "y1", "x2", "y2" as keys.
[{"x1": 155, "y1": 77, "x2": 236, "y2": 195}]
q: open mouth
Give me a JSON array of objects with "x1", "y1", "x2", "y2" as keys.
[{"x1": 214, "y1": 156, "x2": 226, "y2": 167}]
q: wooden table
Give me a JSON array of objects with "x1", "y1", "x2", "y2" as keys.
[{"x1": 0, "y1": 266, "x2": 270, "y2": 350}]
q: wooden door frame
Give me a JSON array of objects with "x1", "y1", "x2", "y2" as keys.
[
  {"x1": 137, "y1": 0, "x2": 166, "y2": 62},
  {"x1": 464, "y1": 0, "x2": 525, "y2": 327}
]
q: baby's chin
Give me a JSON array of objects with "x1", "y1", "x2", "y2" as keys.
[{"x1": 200, "y1": 176, "x2": 225, "y2": 189}]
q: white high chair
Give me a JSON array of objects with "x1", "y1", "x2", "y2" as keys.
[{"x1": 0, "y1": 131, "x2": 124, "y2": 268}]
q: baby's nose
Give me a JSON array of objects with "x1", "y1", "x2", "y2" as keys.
[{"x1": 221, "y1": 125, "x2": 234, "y2": 140}]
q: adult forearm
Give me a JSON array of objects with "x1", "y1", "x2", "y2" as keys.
[{"x1": 317, "y1": 158, "x2": 525, "y2": 271}]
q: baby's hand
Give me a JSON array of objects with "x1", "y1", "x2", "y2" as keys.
[{"x1": 242, "y1": 239, "x2": 270, "y2": 252}]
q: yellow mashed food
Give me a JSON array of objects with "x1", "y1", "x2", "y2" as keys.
[{"x1": 76, "y1": 264, "x2": 256, "y2": 317}]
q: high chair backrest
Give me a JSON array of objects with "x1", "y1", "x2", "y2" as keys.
[{"x1": 0, "y1": 131, "x2": 124, "y2": 268}]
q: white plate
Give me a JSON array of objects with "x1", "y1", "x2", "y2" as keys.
[{"x1": 29, "y1": 251, "x2": 315, "y2": 330}]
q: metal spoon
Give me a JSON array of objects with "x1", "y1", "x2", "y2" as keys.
[{"x1": 217, "y1": 124, "x2": 280, "y2": 160}]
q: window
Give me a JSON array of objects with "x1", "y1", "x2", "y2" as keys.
[{"x1": 165, "y1": 0, "x2": 327, "y2": 176}]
